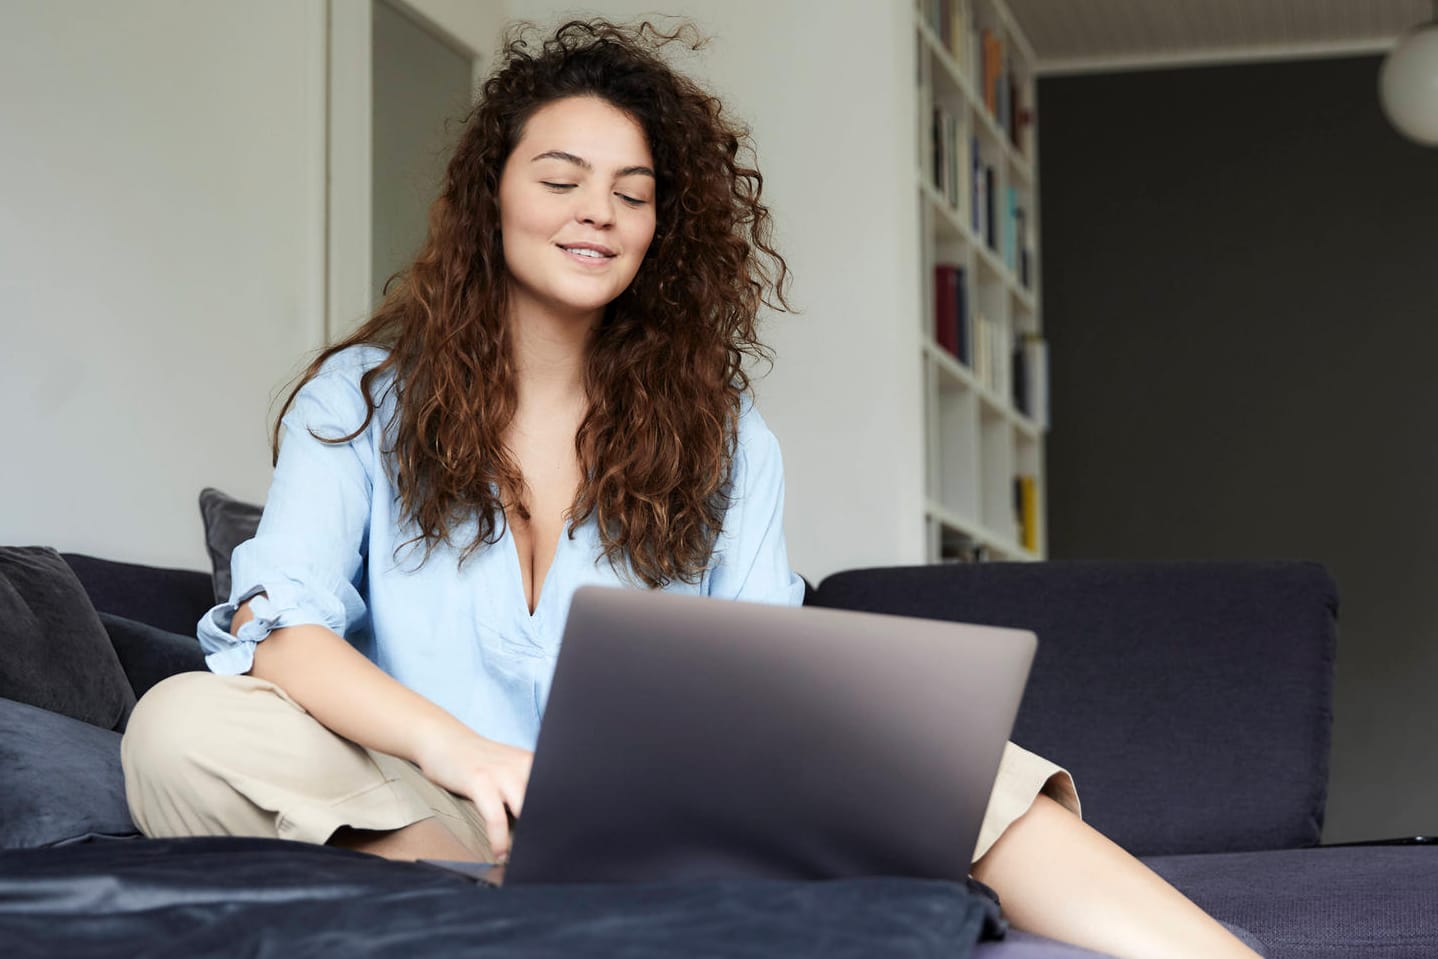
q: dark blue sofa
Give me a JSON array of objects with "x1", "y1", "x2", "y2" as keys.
[{"x1": 2, "y1": 553, "x2": 1433, "y2": 957}]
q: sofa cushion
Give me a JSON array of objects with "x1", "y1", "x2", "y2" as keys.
[
  {"x1": 1148, "y1": 844, "x2": 1438, "y2": 959},
  {"x1": 0, "y1": 547, "x2": 135, "y2": 731},
  {"x1": 100, "y1": 612, "x2": 207, "y2": 699},
  {"x1": 199, "y1": 487, "x2": 263, "y2": 604},
  {"x1": 810, "y1": 561, "x2": 1337, "y2": 857},
  {"x1": 0, "y1": 695, "x2": 139, "y2": 848},
  {"x1": 62, "y1": 553, "x2": 215, "y2": 638},
  {"x1": 0, "y1": 837, "x2": 1002, "y2": 957}
]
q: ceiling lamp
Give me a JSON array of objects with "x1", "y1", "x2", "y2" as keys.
[{"x1": 1380, "y1": 1, "x2": 1438, "y2": 145}]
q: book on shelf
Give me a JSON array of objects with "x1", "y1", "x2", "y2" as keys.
[
  {"x1": 948, "y1": 0, "x2": 972, "y2": 73},
  {"x1": 983, "y1": 165, "x2": 997, "y2": 250},
  {"x1": 973, "y1": 312, "x2": 1008, "y2": 395},
  {"x1": 981, "y1": 29, "x2": 1002, "y2": 117},
  {"x1": 1000, "y1": 60, "x2": 1031, "y2": 155},
  {"x1": 998, "y1": 41, "x2": 1011, "y2": 131},
  {"x1": 1003, "y1": 185, "x2": 1018, "y2": 270},
  {"x1": 1014, "y1": 205, "x2": 1031, "y2": 288},
  {"x1": 1010, "y1": 337, "x2": 1026, "y2": 414},
  {"x1": 1010, "y1": 334, "x2": 1048, "y2": 428},
  {"x1": 994, "y1": 316, "x2": 1009, "y2": 398},
  {"x1": 932, "y1": 264, "x2": 970, "y2": 365},
  {"x1": 930, "y1": 104, "x2": 967, "y2": 217},
  {"x1": 998, "y1": 187, "x2": 1033, "y2": 286},
  {"x1": 1007, "y1": 67, "x2": 1033, "y2": 157},
  {"x1": 1014, "y1": 475, "x2": 1039, "y2": 553},
  {"x1": 970, "y1": 134, "x2": 983, "y2": 235},
  {"x1": 929, "y1": 106, "x2": 941, "y2": 193},
  {"x1": 1007, "y1": 75, "x2": 1019, "y2": 145}
]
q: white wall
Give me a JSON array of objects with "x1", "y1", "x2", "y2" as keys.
[
  {"x1": 0, "y1": 0, "x2": 327, "y2": 569},
  {"x1": 500, "y1": 1, "x2": 928, "y2": 580}
]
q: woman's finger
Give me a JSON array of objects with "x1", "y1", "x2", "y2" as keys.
[
  {"x1": 502, "y1": 749, "x2": 534, "y2": 818},
  {"x1": 471, "y1": 788, "x2": 511, "y2": 863},
  {"x1": 502, "y1": 772, "x2": 527, "y2": 818}
]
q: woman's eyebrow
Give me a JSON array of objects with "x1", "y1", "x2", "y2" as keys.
[{"x1": 530, "y1": 150, "x2": 655, "y2": 178}]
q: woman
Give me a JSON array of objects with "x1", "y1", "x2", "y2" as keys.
[{"x1": 122, "y1": 20, "x2": 1258, "y2": 959}]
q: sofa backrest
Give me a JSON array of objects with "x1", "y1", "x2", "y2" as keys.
[
  {"x1": 61, "y1": 554, "x2": 214, "y2": 639},
  {"x1": 807, "y1": 561, "x2": 1337, "y2": 857}
]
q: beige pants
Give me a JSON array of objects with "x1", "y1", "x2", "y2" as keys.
[{"x1": 121, "y1": 673, "x2": 1079, "y2": 864}]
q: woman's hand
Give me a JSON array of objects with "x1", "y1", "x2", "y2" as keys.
[
  {"x1": 413, "y1": 726, "x2": 534, "y2": 862},
  {"x1": 243, "y1": 617, "x2": 534, "y2": 860}
]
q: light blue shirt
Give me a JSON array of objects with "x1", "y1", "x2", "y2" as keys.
[{"x1": 198, "y1": 346, "x2": 805, "y2": 749}]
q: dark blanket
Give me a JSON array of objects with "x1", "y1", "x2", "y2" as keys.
[{"x1": 0, "y1": 837, "x2": 1004, "y2": 958}]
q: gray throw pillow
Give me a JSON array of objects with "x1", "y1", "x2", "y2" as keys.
[
  {"x1": 0, "y1": 547, "x2": 135, "y2": 731},
  {"x1": 198, "y1": 487, "x2": 263, "y2": 604},
  {"x1": 0, "y1": 695, "x2": 140, "y2": 848}
]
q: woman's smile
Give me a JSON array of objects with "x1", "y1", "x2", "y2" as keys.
[{"x1": 556, "y1": 241, "x2": 617, "y2": 266}]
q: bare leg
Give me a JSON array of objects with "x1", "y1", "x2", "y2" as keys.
[
  {"x1": 329, "y1": 816, "x2": 485, "y2": 862},
  {"x1": 972, "y1": 796, "x2": 1260, "y2": 959}
]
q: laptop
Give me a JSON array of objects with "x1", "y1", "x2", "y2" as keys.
[{"x1": 440, "y1": 585, "x2": 1035, "y2": 886}]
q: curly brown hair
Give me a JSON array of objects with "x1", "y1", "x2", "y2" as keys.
[{"x1": 275, "y1": 18, "x2": 790, "y2": 588}]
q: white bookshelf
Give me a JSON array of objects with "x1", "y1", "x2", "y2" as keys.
[{"x1": 915, "y1": 0, "x2": 1046, "y2": 563}]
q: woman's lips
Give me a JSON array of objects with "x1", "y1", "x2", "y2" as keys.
[{"x1": 558, "y1": 244, "x2": 616, "y2": 267}]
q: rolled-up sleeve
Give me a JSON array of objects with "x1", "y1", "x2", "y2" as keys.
[
  {"x1": 197, "y1": 353, "x2": 379, "y2": 674},
  {"x1": 705, "y1": 404, "x2": 807, "y2": 608}
]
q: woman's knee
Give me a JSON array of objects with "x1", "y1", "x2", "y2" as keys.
[
  {"x1": 123, "y1": 672, "x2": 224, "y2": 761},
  {"x1": 120, "y1": 672, "x2": 248, "y2": 826}
]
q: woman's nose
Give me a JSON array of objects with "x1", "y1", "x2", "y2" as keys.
[{"x1": 575, "y1": 186, "x2": 615, "y2": 227}]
